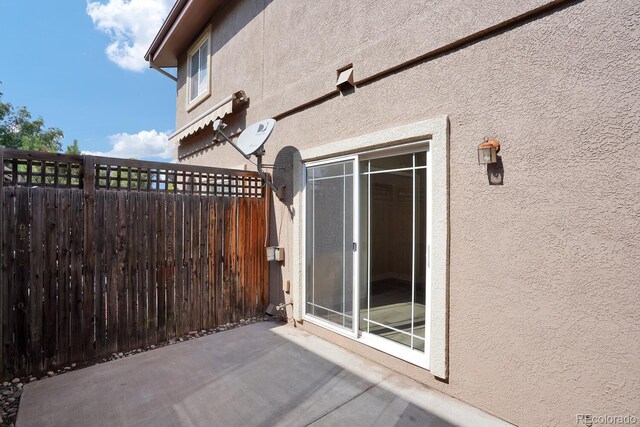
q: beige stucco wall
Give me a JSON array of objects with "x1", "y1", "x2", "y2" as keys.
[{"x1": 169, "y1": 0, "x2": 640, "y2": 425}]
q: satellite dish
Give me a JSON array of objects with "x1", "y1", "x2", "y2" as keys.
[
  {"x1": 235, "y1": 119, "x2": 276, "y2": 157},
  {"x1": 211, "y1": 117, "x2": 284, "y2": 200}
]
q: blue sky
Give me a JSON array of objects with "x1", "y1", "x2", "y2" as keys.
[{"x1": 0, "y1": 0, "x2": 177, "y2": 160}]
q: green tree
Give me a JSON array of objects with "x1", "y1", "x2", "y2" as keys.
[
  {"x1": 65, "y1": 139, "x2": 81, "y2": 155},
  {"x1": 0, "y1": 90, "x2": 64, "y2": 152}
]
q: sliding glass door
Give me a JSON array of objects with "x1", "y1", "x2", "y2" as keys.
[
  {"x1": 359, "y1": 152, "x2": 428, "y2": 358},
  {"x1": 305, "y1": 160, "x2": 355, "y2": 331},
  {"x1": 304, "y1": 148, "x2": 429, "y2": 365}
]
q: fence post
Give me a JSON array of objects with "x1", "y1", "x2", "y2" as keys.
[{"x1": 82, "y1": 156, "x2": 96, "y2": 359}]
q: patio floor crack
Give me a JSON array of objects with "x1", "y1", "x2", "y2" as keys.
[{"x1": 303, "y1": 376, "x2": 389, "y2": 426}]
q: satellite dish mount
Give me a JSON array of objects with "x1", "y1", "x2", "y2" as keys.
[{"x1": 212, "y1": 118, "x2": 284, "y2": 200}]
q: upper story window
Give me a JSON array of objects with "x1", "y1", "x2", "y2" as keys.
[{"x1": 187, "y1": 27, "x2": 211, "y2": 110}]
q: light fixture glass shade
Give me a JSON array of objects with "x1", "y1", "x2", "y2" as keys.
[{"x1": 478, "y1": 146, "x2": 497, "y2": 164}]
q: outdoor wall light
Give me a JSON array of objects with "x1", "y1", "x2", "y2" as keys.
[{"x1": 478, "y1": 138, "x2": 501, "y2": 164}]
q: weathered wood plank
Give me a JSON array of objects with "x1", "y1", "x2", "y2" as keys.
[
  {"x1": 200, "y1": 196, "x2": 209, "y2": 329},
  {"x1": 82, "y1": 157, "x2": 96, "y2": 361},
  {"x1": 184, "y1": 195, "x2": 192, "y2": 332},
  {"x1": 1, "y1": 188, "x2": 16, "y2": 378},
  {"x1": 116, "y1": 191, "x2": 128, "y2": 352},
  {"x1": 191, "y1": 196, "x2": 200, "y2": 331},
  {"x1": 126, "y1": 192, "x2": 138, "y2": 350},
  {"x1": 56, "y1": 189, "x2": 71, "y2": 367},
  {"x1": 236, "y1": 197, "x2": 246, "y2": 321},
  {"x1": 207, "y1": 198, "x2": 216, "y2": 328},
  {"x1": 105, "y1": 191, "x2": 119, "y2": 354},
  {"x1": 44, "y1": 190, "x2": 59, "y2": 368},
  {"x1": 28, "y1": 189, "x2": 45, "y2": 375},
  {"x1": 262, "y1": 190, "x2": 271, "y2": 310},
  {"x1": 175, "y1": 194, "x2": 185, "y2": 336},
  {"x1": 155, "y1": 193, "x2": 166, "y2": 342},
  {"x1": 231, "y1": 198, "x2": 239, "y2": 323},
  {"x1": 215, "y1": 198, "x2": 225, "y2": 326},
  {"x1": 148, "y1": 192, "x2": 158, "y2": 345},
  {"x1": 69, "y1": 190, "x2": 84, "y2": 364},
  {"x1": 14, "y1": 189, "x2": 30, "y2": 376},
  {"x1": 223, "y1": 198, "x2": 234, "y2": 324},
  {"x1": 134, "y1": 192, "x2": 148, "y2": 347},
  {"x1": 166, "y1": 194, "x2": 176, "y2": 340},
  {"x1": 94, "y1": 191, "x2": 107, "y2": 357}
]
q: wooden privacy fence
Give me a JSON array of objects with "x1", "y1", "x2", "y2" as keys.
[{"x1": 0, "y1": 149, "x2": 270, "y2": 380}]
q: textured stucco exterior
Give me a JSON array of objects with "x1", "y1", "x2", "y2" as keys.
[{"x1": 157, "y1": 0, "x2": 640, "y2": 425}]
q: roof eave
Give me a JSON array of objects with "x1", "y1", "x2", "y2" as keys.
[
  {"x1": 145, "y1": 0, "x2": 226, "y2": 68},
  {"x1": 144, "y1": 0, "x2": 189, "y2": 64}
]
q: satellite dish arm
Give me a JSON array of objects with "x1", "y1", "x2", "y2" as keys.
[
  {"x1": 212, "y1": 119, "x2": 284, "y2": 200},
  {"x1": 213, "y1": 126, "x2": 251, "y2": 160},
  {"x1": 255, "y1": 151, "x2": 282, "y2": 198}
]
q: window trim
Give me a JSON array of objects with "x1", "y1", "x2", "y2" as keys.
[
  {"x1": 292, "y1": 117, "x2": 450, "y2": 379},
  {"x1": 186, "y1": 25, "x2": 212, "y2": 112}
]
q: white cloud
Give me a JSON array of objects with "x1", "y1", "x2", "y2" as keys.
[
  {"x1": 87, "y1": 0, "x2": 174, "y2": 72},
  {"x1": 84, "y1": 129, "x2": 174, "y2": 160}
]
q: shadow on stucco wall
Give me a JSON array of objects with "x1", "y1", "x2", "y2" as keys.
[
  {"x1": 267, "y1": 145, "x2": 300, "y2": 319},
  {"x1": 487, "y1": 155, "x2": 505, "y2": 185}
]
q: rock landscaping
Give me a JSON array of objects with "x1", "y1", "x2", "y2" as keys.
[{"x1": 0, "y1": 315, "x2": 273, "y2": 426}]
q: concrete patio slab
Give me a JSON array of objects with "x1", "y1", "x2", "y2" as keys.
[{"x1": 17, "y1": 322, "x2": 510, "y2": 427}]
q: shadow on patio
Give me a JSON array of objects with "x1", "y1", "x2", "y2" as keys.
[{"x1": 17, "y1": 321, "x2": 508, "y2": 427}]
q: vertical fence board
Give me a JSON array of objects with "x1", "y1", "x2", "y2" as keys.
[
  {"x1": 106, "y1": 191, "x2": 119, "y2": 354},
  {"x1": 83, "y1": 158, "x2": 96, "y2": 360},
  {"x1": 262, "y1": 190, "x2": 270, "y2": 309},
  {"x1": 148, "y1": 192, "x2": 158, "y2": 345},
  {"x1": 136, "y1": 192, "x2": 147, "y2": 348},
  {"x1": 56, "y1": 190, "x2": 71, "y2": 367},
  {"x1": 29, "y1": 189, "x2": 45, "y2": 374},
  {"x1": 1, "y1": 189, "x2": 15, "y2": 376},
  {"x1": 166, "y1": 195, "x2": 176, "y2": 340},
  {"x1": 236, "y1": 198, "x2": 245, "y2": 321},
  {"x1": 2, "y1": 189, "x2": 16, "y2": 376},
  {"x1": 126, "y1": 192, "x2": 137, "y2": 350},
  {"x1": 69, "y1": 190, "x2": 84, "y2": 364},
  {"x1": 116, "y1": 192, "x2": 128, "y2": 351},
  {"x1": 155, "y1": 193, "x2": 166, "y2": 342},
  {"x1": 14, "y1": 189, "x2": 30, "y2": 376},
  {"x1": 95, "y1": 191, "x2": 106, "y2": 357},
  {"x1": 232, "y1": 198, "x2": 239, "y2": 322},
  {"x1": 175, "y1": 195, "x2": 185, "y2": 336},
  {"x1": 200, "y1": 197, "x2": 210, "y2": 329},
  {"x1": 207, "y1": 198, "x2": 216, "y2": 328},
  {"x1": 191, "y1": 196, "x2": 200, "y2": 331},
  {"x1": 244, "y1": 198, "x2": 253, "y2": 319},
  {"x1": 44, "y1": 190, "x2": 59, "y2": 368},
  {"x1": 216, "y1": 198, "x2": 225, "y2": 326}
]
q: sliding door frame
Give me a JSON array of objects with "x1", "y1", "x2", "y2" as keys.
[
  {"x1": 357, "y1": 144, "x2": 431, "y2": 369},
  {"x1": 302, "y1": 155, "x2": 360, "y2": 339},
  {"x1": 302, "y1": 143, "x2": 431, "y2": 369}
]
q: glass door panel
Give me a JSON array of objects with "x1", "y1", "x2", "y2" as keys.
[
  {"x1": 359, "y1": 152, "x2": 427, "y2": 353},
  {"x1": 305, "y1": 161, "x2": 354, "y2": 330}
]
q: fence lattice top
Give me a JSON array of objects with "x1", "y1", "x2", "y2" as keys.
[{"x1": 0, "y1": 148, "x2": 265, "y2": 197}]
